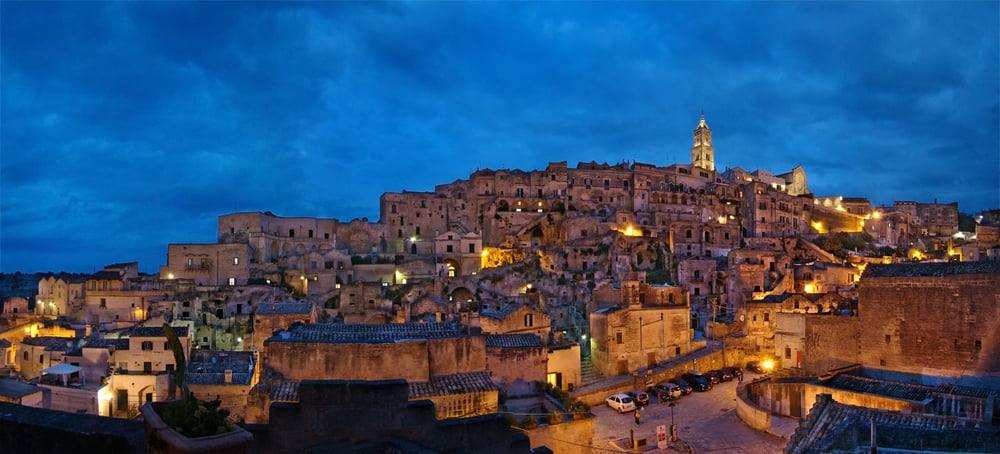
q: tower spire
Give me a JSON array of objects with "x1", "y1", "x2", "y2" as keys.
[{"x1": 691, "y1": 113, "x2": 715, "y2": 172}]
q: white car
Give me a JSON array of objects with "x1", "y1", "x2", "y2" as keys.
[{"x1": 605, "y1": 393, "x2": 637, "y2": 413}]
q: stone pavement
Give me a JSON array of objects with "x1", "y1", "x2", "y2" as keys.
[{"x1": 592, "y1": 372, "x2": 792, "y2": 453}]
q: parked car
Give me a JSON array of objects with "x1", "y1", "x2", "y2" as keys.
[
  {"x1": 718, "y1": 368, "x2": 734, "y2": 382},
  {"x1": 626, "y1": 390, "x2": 650, "y2": 406},
  {"x1": 681, "y1": 372, "x2": 713, "y2": 392},
  {"x1": 649, "y1": 382, "x2": 682, "y2": 401},
  {"x1": 704, "y1": 370, "x2": 721, "y2": 384},
  {"x1": 606, "y1": 393, "x2": 637, "y2": 413},
  {"x1": 672, "y1": 379, "x2": 693, "y2": 395},
  {"x1": 746, "y1": 361, "x2": 765, "y2": 373},
  {"x1": 728, "y1": 366, "x2": 744, "y2": 377}
]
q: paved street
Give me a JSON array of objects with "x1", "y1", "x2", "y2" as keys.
[{"x1": 591, "y1": 373, "x2": 790, "y2": 453}]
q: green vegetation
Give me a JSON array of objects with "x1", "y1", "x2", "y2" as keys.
[
  {"x1": 645, "y1": 270, "x2": 671, "y2": 285},
  {"x1": 814, "y1": 232, "x2": 875, "y2": 258},
  {"x1": 157, "y1": 323, "x2": 235, "y2": 438}
]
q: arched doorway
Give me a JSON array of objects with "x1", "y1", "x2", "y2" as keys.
[{"x1": 443, "y1": 259, "x2": 462, "y2": 277}]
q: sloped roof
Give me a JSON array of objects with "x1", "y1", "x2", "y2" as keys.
[
  {"x1": 131, "y1": 326, "x2": 189, "y2": 338},
  {"x1": 256, "y1": 302, "x2": 314, "y2": 315},
  {"x1": 267, "y1": 322, "x2": 466, "y2": 344},
  {"x1": 485, "y1": 334, "x2": 543, "y2": 349},
  {"x1": 408, "y1": 371, "x2": 497, "y2": 398},
  {"x1": 863, "y1": 261, "x2": 1000, "y2": 278}
]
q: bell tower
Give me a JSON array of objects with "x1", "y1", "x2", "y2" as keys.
[{"x1": 691, "y1": 114, "x2": 715, "y2": 171}]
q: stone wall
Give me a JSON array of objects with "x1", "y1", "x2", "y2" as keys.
[
  {"x1": 522, "y1": 416, "x2": 594, "y2": 454},
  {"x1": 251, "y1": 380, "x2": 530, "y2": 454},
  {"x1": 802, "y1": 315, "x2": 861, "y2": 375},
  {"x1": 486, "y1": 345, "x2": 546, "y2": 398},
  {"x1": 858, "y1": 269, "x2": 1000, "y2": 382},
  {"x1": 264, "y1": 336, "x2": 486, "y2": 382}
]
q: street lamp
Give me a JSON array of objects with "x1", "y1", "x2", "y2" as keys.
[{"x1": 668, "y1": 401, "x2": 678, "y2": 442}]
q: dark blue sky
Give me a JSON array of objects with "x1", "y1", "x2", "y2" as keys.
[{"x1": 2, "y1": 2, "x2": 998, "y2": 273}]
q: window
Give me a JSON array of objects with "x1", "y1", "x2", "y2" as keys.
[
  {"x1": 686, "y1": 230, "x2": 692, "y2": 238},
  {"x1": 880, "y1": 359, "x2": 886, "y2": 366},
  {"x1": 228, "y1": 277, "x2": 235, "y2": 286},
  {"x1": 446, "y1": 245, "x2": 453, "y2": 253},
  {"x1": 616, "y1": 332, "x2": 623, "y2": 344},
  {"x1": 524, "y1": 314, "x2": 534, "y2": 327},
  {"x1": 39, "y1": 355, "x2": 43, "y2": 364},
  {"x1": 975, "y1": 340, "x2": 982, "y2": 350},
  {"x1": 391, "y1": 204, "x2": 397, "y2": 213},
  {"x1": 784, "y1": 347, "x2": 791, "y2": 359},
  {"x1": 289, "y1": 229, "x2": 295, "y2": 237},
  {"x1": 22, "y1": 351, "x2": 27, "y2": 361},
  {"x1": 763, "y1": 313, "x2": 770, "y2": 322},
  {"x1": 164, "y1": 342, "x2": 170, "y2": 350},
  {"x1": 144, "y1": 362, "x2": 152, "y2": 373},
  {"x1": 308, "y1": 229, "x2": 314, "y2": 238},
  {"x1": 100, "y1": 298, "x2": 107, "y2": 309},
  {"x1": 469, "y1": 244, "x2": 475, "y2": 253},
  {"x1": 141, "y1": 341, "x2": 153, "y2": 351},
  {"x1": 885, "y1": 334, "x2": 891, "y2": 344},
  {"x1": 233, "y1": 257, "x2": 239, "y2": 265},
  {"x1": 693, "y1": 270, "x2": 700, "y2": 279}
]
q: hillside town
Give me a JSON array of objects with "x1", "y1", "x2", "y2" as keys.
[{"x1": 1, "y1": 116, "x2": 998, "y2": 453}]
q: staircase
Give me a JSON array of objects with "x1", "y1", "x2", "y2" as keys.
[{"x1": 580, "y1": 356, "x2": 604, "y2": 387}]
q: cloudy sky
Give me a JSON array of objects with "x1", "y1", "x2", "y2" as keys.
[{"x1": 2, "y1": 2, "x2": 997, "y2": 273}]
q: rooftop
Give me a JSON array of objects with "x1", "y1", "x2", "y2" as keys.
[
  {"x1": 0, "y1": 379, "x2": 43, "y2": 399},
  {"x1": 485, "y1": 334, "x2": 543, "y2": 349},
  {"x1": 256, "y1": 302, "x2": 314, "y2": 315},
  {"x1": 820, "y1": 374, "x2": 934, "y2": 402},
  {"x1": 22, "y1": 336, "x2": 75, "y2": 350},
  {"x1": 408, "y1": 371, "x2": 498, "y2": 399},
  {"x1": 862, "y1": 261, "x2": 1000, "y2": 278},
  {"x1": 266, "y1": 322, "x2": 467, "y2": 344},
  {"x1": 131, "y1": 325, "x2": 189, "y2": 338}
]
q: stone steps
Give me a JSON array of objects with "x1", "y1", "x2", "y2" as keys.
[{"x1": 580, "y1": 355, "x2": 605, "y2": 387}]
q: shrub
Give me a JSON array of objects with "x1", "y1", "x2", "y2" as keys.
[{"x1": 521, "y1": 415, "x2": 537, "y2": 429}]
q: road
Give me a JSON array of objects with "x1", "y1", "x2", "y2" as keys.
[{"x1": 591, "y1": 372, "x2": 789, "y2": 453}]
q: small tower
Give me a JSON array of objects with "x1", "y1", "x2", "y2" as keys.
[{"x1": 691, "y1": 114, "x2": 715, "y2": 171}]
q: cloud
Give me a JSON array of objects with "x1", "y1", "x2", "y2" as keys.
[{"x1": 1, "y1": 1, "x2": 997, "y2": 272}]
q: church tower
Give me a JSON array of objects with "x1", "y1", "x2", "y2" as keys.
[{"x1": 691, "y1": 114, "x2": 715, "y2": 171}]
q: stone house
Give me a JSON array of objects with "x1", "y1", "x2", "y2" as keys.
[
  {"x1": 106, "y1": 325, "x2": 190, "y2": 416},
  {"x1": 18, "y1": 336, "x2": 78, "y2": 380},
  {"x1": 547, "y1": 342, "x2": 582, "y2": 392},
  {"x1": 589, "y1": 278, "x2": 692, "y2": 377},
  {"x1": 480, "y1": 303, "x2": 551, "y2": 340},
  {"x1": 407, "y1": 295, "x2": 454, "y2": 323},
  {"x1": 36, "y1": 274, "x2": 87, "y2": 317},
  {"x1": 250, "y1": 302, "x2": 317, "y2": 352},
  {"x1": 186, "y1": 350, "x2": 256, "y2": 422},
  {"x1": 484, "y1": 334, "x2": 546, "y2": 398}
]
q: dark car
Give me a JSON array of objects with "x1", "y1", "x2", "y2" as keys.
[
  {"x1": 648, "y1": 382, "x2": 681, "y2": 401},
  {"x1": 681, "y1": 372, "x2": 713, "y2": 392},
  {"x1": 746, "y1": 361, "x2": 765, "y2": 373},
  {"x1": 704, "y1": 370, "x2": 721, "y2": 384},
  {"x1": 718, "y1": 368, "x2": 734, "y2": 382},
  {"x1": 626, "y1": 390, "x2": 650, "y2": 406},
  {"x1": 672, "y1": 379, "x2": 693, "y2": 395}
]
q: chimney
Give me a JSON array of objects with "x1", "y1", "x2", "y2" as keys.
[{"x1": 224, "y1": 370, "x2": 233, "y2": 384}]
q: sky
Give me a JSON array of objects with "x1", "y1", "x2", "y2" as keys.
[{"x1": 1, "y1": 1, "x2": 998, "y2": 274}]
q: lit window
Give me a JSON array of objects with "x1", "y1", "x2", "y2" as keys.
[{"x1": 233, "y1": 257, "x2": 239, "y2": 265}]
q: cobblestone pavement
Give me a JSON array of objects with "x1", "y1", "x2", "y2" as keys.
[{"x1": 592, "y1": 373, "x2": 790, "y2": 453}]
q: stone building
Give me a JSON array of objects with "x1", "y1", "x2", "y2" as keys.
[
  {"x1": 480, "y1": 303, "x2": 551, "y2": 340},
  {"x1": 160, "y1": 243, "x2": 250, "y2": 286},
  {"x1": 484, "y1": 334, "x2": 546, "y2": 398},
  {"x1": 857, "y1": 261, "x2": 1000, "y2": 386},
  {"x1": 36, "y1": 274, "x2": 87, "y2": 318},
  {"x1": 105, "y1": 325, "x2": 191, "y2": 416},
  {"x1": 589, "y1": 277, "x2": 691, "y2": 377},
  {"x1": 186, "y1": 350, "x2": 257, "y2": 422},
  {"x1": 894, "y1": 200, "x2": 959, "y2": 237},
  {"x1": 263, "y1": 322, "x2": 486, "y2": 383},
  {"x1": 18, "y1": 336, "x2": 78, "y2": 380},
  {"x1": 250, "y1": 302, "x2": 317, "y2": 352}
]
